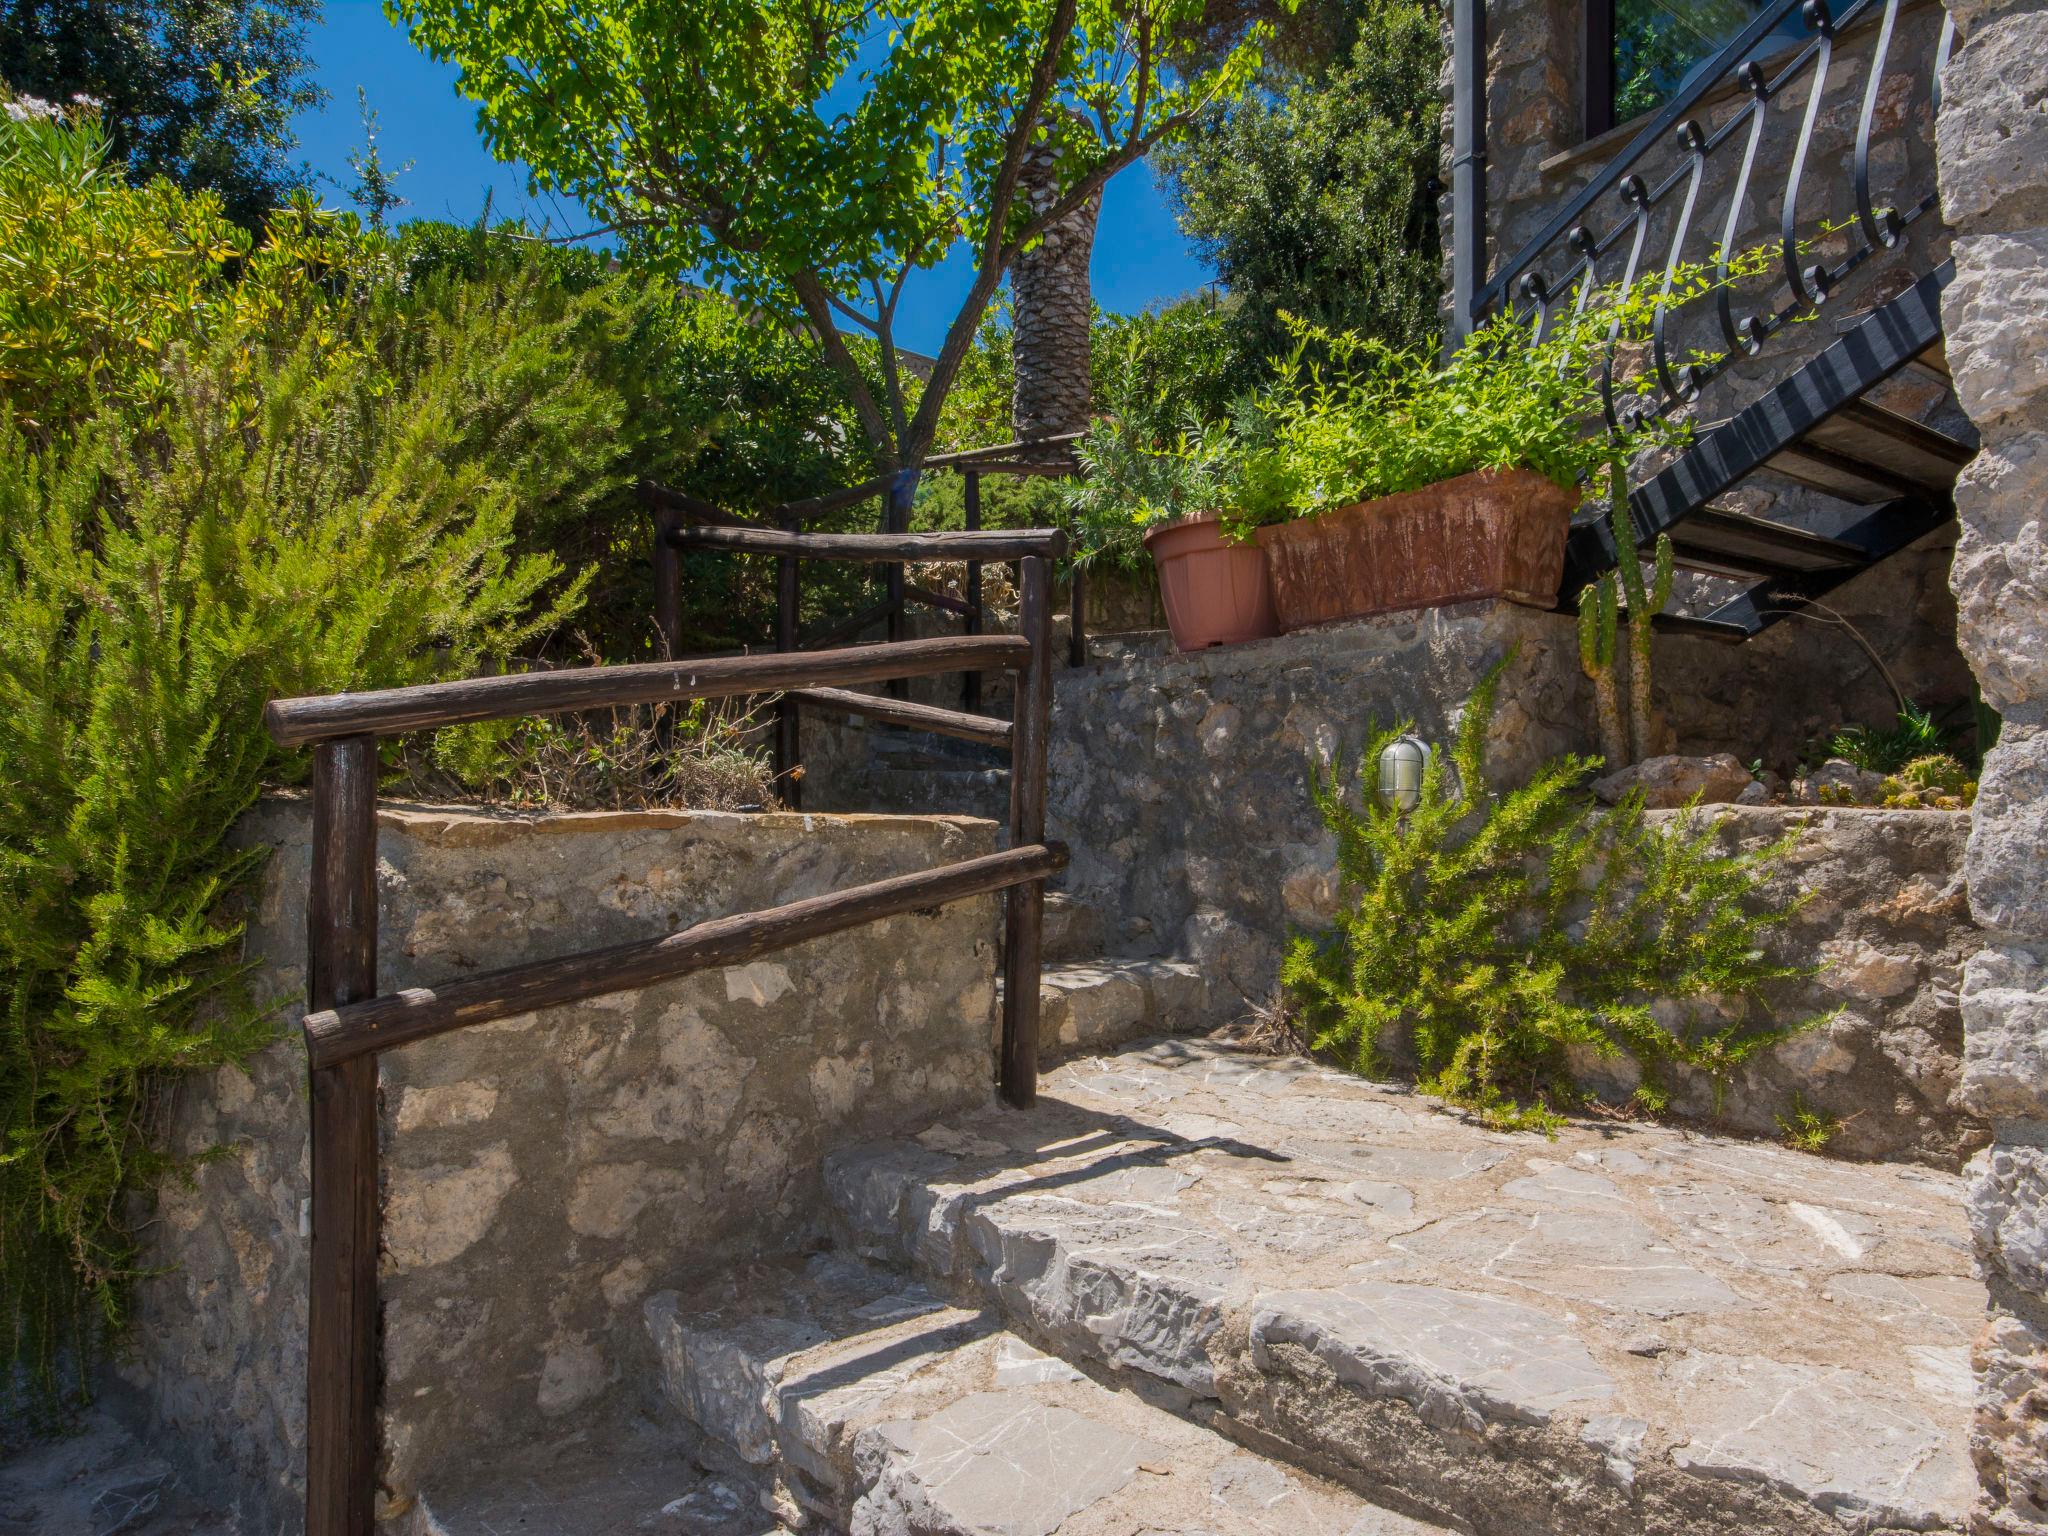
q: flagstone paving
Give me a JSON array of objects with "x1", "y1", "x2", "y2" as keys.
[{"x1": 819, "y1": 1036, "x2": 1981, "y2": 1536}]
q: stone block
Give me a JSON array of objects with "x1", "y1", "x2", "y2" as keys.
[
  {"x1": 1936, "y1": 8, "x2": 2048, "y2": 232},
  {"x1": 1974, "y1": 1305, "x2": 2048, "y2": 1533},
  {"x1": 1969, "y1": 726, "x2": 2048, "y2": 938},
  {"x1": 1971, "y1": 1143, "x2": 2048, "y2": 1296},
  {"x1": 1952, "y1": 433, "x2": 2048, "y2": 714},
  {"x1": 1946, "y1": 232, "x2": 2048, "y2": 430},
  {"x1": 1963, "y1": 945, "x2": 2048, "y2": 1119}
]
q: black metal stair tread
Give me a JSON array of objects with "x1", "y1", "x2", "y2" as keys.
[
  {"x1": 1761, "y1": 440, "x2": 1924, "y2": 505},
  {"x1": 1798, "y1": 398, "x2": 1974, "y2": 493},
  {"x1": 1666, "y1": 506, "x2": 1872, "y2": 577}
]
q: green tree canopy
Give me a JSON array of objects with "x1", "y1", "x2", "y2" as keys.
[
  {"x1": 0, "y1": 0, "x2": 324, "y2": 227},
  {"x1": 1162, "y1": 0, "x2": 1441, "y2": 376},
  {"x1": 391, "y1": 0, "x2": 1275, "y2": 473}
]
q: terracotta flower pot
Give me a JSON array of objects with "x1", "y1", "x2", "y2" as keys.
[
  {"x1": 1253, "y1": 466, "x2": 1578, "y2": 632},
  {"x1": 1142, "y1": 511, "x2": 1280, "y2": 652}
]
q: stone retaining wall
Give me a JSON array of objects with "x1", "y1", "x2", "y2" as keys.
[
  {"x1": 1928, "y1": 1, "x2": 2048, "y2": 1527},
  {"x1": 1038, "y1": 601, "x2": 1985, "y2": 1166},
  {"x1": 113, "y1": 803, "x2": 1001, "y2": 1532}
]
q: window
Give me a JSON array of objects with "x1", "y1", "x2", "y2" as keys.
[{"x1": 1585, "y1": 0, "x2": 1810, "y2": 138}]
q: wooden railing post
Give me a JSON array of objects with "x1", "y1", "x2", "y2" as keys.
[
  {"x1": 1001, "y1": 555, "x2": 1053, "y2": 1107},
  {"x1": 305, "y1": 734, "x2": 381, "y2": 1536},
  {"x1": 963, "y1": 470, "x2": 983, "y2": 716},
  {"x1": 775, "y1": 512, "x2": 802, "y2": 808},
  {"x1": 1067, "y1": 563, "x2": 1086, "y2": 669},
  {"x1": 884, "y1": 470, "x2": 914, "y2": 701},
  {"x1": 652, "y1": 504, "x2": 682, "y2": 660}
]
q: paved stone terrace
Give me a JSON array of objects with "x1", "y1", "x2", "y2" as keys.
[{"x1": 825, "y1": 1038, "x2": 1982, "y2": 1536}]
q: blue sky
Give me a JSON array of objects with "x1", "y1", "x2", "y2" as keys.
[{"x1": 294, "y1": 5, "x2": 1216, "y2": 354}]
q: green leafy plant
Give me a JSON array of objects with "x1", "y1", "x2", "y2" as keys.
[
  {"x1": 1879, "y1": 754, "x2": 1977, "y2": 811},
  {"x1": 1214, "y1": 246, "x2": 1781, "y2": 539},
  {"x1": 1776, "y1": 1093, "x2": 1841, "y2": 1153},
  {"x1": 1281, "y1": 656, "x2": 1815, "y2": 1131},
  {"x1": 1061, "y1": 414, "x2": 1233, "y2": 571},
  {"x1": 1827, "y1": 703, "x2": 1957, "y2": 776}
]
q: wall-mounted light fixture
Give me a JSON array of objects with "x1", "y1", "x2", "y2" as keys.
[{"x1": 1377, "y1": 734, "x2": 1433, "y2": 814}]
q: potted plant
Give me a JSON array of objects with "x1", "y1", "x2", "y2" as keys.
[
  {"x1": 1064, "y1": 414, "x2": 1279, "y2": 652},
  {"x1": 1217, "y1": 291, "x2": 1690, "y2": 633}
]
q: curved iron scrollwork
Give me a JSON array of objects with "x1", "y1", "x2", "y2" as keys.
[{"x1": 1474, "y1": 0, "x2": 1947, "y2": 428}]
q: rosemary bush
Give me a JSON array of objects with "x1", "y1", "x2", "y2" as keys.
[{"x1": 1281, "y1": 659, "x2": 1815, "y2": 1130}]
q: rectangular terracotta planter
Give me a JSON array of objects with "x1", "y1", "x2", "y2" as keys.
[{"x1": 1252, "y1": 466, "x2": 1579, "y2": 632}]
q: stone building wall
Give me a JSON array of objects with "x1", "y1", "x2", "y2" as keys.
[
  {"x1": 1927, "y1": 0, "x2": 2048, "y2": 1527},
  {"x1": 112, "y1": 802, "x2": 1002, "y2": 1532}
]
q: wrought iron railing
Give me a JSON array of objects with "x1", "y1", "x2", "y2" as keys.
[{"x1": 1452, "y1": 0, "x2": 1954, "y2": 427}]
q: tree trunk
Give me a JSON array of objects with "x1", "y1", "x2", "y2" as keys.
[{"x1": 1010, "y1": 120, "x2": 1101, "y2": 443}]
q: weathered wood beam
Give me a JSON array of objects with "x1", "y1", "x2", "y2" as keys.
[
  {"x1": 667, "y1": 526, "x2": 1069, "y2": 564},
  {"x1": 789, "y1": 687, "x2": 1011, "y2": 748},
  {"x1": 302, "y1": 842, "x2": 1068, "y2": 1068},
  {"x1": 265, "y1": 636, "x2": 1031, "y2": 746}
]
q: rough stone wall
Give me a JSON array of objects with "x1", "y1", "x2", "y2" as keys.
[
  {"x1": 114, "y1": 803, "x2": 1001, "y2": 1532},
  {"x1": 1929, "y1": 0, "x2": 2048, "y2": 1526},
  {"x1": 1583, "y1": 805, "x2": 1986, "y2": 1167},
  {"x1": 1033, "y1": 601, "x2": 1986, "y2": 1165}
]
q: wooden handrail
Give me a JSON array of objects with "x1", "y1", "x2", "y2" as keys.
[
  {"x1": 667, "y1": 525, "x2": 1069, "y2": 563},
  {"x1": 290, "y1": 540, "x2": 1062, "y2": 1536},
  {"x1": 789, "y1": 686, "x2": 1011, "y2": 748},
  {"x1": 302, "y1": 842, "x2": 1064, "y2": 1069},
  {"x1": 265, "y1": 635, "x2": 1030, "y2": 747}
]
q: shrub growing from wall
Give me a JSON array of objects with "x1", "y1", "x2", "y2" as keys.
[{"x1": 1283, "y1": 657, "x2": 1817, "y2": 1129}]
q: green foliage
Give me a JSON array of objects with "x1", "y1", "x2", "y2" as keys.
[
  {"x1": 1776, "y1": 1093, "x2": 1840, "y2": 1153},
  {"x1": 0, "y1": 0, "x2": 324, "y2": 226},
  {"x1": 1061, "y1": 414, "x2": 1231, "y2": 570},
  {"x1": 331, "y1": 86, "x2": 410, "y2": 232},
  {"x1": 0, "y1": 103, "x2": 247, "y2": 437},
  {"x1": 1281, "y1": 657, "x2": 1814, "y2": 1131},
  {"x1": 0, "y1": 111, "x2": 691, "y2": 1406},
  {"x1": 391, "y1": 0, "x2": 1274, "y2": 464},
  {"x1": 1828, "y1": 703, "x2": 1957, "y2": 776},
  {"x1": 1162, "y1": 0, "x2": 1442, "y2": 375},
  {"x1": 1218, "y1": 292, "x2": 1688, "y2": 535},
  {"x1": 1878, "y1": 754, "x2": 1977, "y2": 811}
]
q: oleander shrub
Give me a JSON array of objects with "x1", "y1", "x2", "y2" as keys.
[{"x1": 1281, "y1": 657, "x2": 1817, "y2": 1131}]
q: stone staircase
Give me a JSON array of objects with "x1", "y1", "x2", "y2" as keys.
[{"x1": 415, "y1": 1032, "x2": 1980, "y2": 1536}]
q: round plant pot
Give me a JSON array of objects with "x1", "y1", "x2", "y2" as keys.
[
  {"x1": 1142, "y1": 511, "x2": 1280, "y2": 652},
  {"x1": 1253, "y1": 467, "x2": 1578, "y2": 632}
]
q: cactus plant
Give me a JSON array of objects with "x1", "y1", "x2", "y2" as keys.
[
  {"x1": 1575, "y1": 458, "x2": 1675, "y2": 770},
  {"x1": 1577, "y1": 574, "x2": 1629, "y2": 771}
]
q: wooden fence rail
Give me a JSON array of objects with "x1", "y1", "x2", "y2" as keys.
[{"x1": 273, "y1": 531, "x2": 1061, "y2": 1536}]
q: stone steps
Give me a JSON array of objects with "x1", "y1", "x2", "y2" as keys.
[
  {"x1": 1035, "y1": 958, "x2": 1207, "y2": 1057},
  {"x1": 1040, "y1": 889, "x2": 1104, "y2": 962},
  {"x1": 409, "y1": 1423, "x2": 794, "y2": 1535},
  {"x1": 821, "y1": 1037, "x2": 1981, "y2": 1536},
  {"x1": 642, "y1": 1251, "x2": 1454, "y2": 1536}
]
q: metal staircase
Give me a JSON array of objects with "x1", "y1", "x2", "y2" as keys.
[
  {"x1": 1449, "y1": 0, "x2": 1971, "y2": 645},
  {"x1": 1556, "y1": 263, "x2": 1974, "y2": 641}
]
